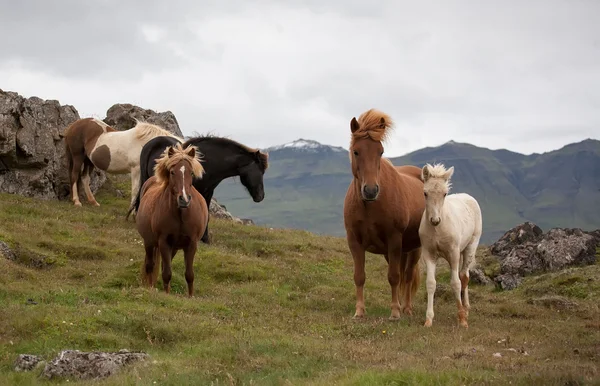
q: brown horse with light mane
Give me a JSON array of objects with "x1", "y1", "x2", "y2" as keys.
[
  {"x1": 343, "y1": 108, "x2": 425, "y2": 320},
  {"x1": 135, "y1": 143, "x2": 208, "y2": 297}
]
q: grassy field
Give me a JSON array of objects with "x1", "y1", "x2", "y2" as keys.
[{"x1": 0, "y1": 177, "x2": 599, "y2": 385}]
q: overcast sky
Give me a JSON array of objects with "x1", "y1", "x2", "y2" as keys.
[{"x1": 1, "y1": 0, "x2": 599, "y2": 157}]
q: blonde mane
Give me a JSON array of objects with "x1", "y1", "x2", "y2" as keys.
[
  {"x1": 351, "y1": 108, "x2": 394, "y2": 144},
  {"x1": 154, "y1": 143, "x2": 204, "y2": 188},
  {"x1": 423, "y1": 163, "x2": 453, "y2": 191},
  {"x1": 133, "y1": 120, "x2": 183, "y2": 142}
]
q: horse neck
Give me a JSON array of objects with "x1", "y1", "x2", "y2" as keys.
[{"x1": 193, "y1": 143, "x2": 250, "y2": 191}]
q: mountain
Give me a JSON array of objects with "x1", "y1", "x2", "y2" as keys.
[{"x1": 214, "y1": 138, "x2": 600, "y2": 244}]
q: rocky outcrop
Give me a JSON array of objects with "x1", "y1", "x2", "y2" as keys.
[
  {"x1": 14, "y1": 349, "x2": 149, "y2": 380},
  {"x1": 487, "y1": 222, "x2": 600, "y2": 290},
  {"x1": 0, "y1": 89, "x2": 105, "y2": 200},
  {"x1": 104, "y1": 103, "x2": 183, "y2": 137},
  {"x1": 209, "y1": 198, "x2": 252, "y2": 225}
]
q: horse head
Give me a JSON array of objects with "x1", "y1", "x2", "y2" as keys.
[
  {"x1": 155, "y1": 143, "x2": 204, "y2": 209},
  {"x1": 349, "y1": 109, "x2": 394, "y2": 201},
  {"x1": 421, "y1": 163, "x2": 454, "y2": 226},
  {"x1": 238, "y1": 150, "x2": 268, "y2": 202}
]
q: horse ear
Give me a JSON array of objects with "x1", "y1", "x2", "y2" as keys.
[
  {"x1": 444, "y1": 166, "x2": 454, "y2": 180},
  {"x1": 187, "y1": 147, "x2": 196, "y2": 158},
  {"x1": 421, "y1": 165, "x2": 431, "y2": 182},
  {"x1": 167, "y1": 146, "x2": 175, "y2": 157},
  {"x1": 350, "y1": 117, "x2": 359, "y2": 133},
  {"x1": 379, "y1": 117, "x2": 386, "y2": 128}
]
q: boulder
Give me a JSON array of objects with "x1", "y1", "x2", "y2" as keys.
[
  {"x1": 104, "y1": 103, "x2": 183, "y2": 137},
  {"x1": 42, "y1": 349, "x2": 149, "y2": 380},
  {"x1": 490, "y1": 222, "x2": 600, "y2": 290},
  {"x1": 0, "y1": 89, "x2": 105, "y2": 200},
  {"x1": 209, "y1": 198, "x2": 245, "y2": 224},
  {"x1": 14, "y1": 354, "x2": 43, "y2": 372}
]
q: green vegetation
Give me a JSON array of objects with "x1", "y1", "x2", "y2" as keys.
[
  {"x1": 0, "y1": 179, "x2": 599, "y2": 385},
  {"x1": 216, "y1": 139, "x2": 600, "y2": 244}
]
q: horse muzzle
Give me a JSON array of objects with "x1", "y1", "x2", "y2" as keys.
[
  {"x1": 361, "y1": 184, "x2": 380, "y2": 201},
  {"x1": 178, "y1": 195, "x2": 192, "y2": 209},
  {"x1": 429, "y1": 217, "x2": 441, "y2": 226}
]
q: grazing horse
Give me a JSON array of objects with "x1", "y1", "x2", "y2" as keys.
[
  {"x1": 135, "y1": 143, "x2": 208, "y2": 297},
  {"x1": 126, "y1": 135, "x2": 269, "y2": 244},
  {"x1": 419, "y1": 163, "x2": 482, "y2": 328},
  {"x1": 343, "y1": 108, "x2": 425, "y2": 320},
  {"x1": 64, "y1": 118, "x2": 182, "y2": 207}
]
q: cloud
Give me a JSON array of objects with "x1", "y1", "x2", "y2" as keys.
[{"x1": 1, "y1": 0, "x2": 599, "y2": 157}]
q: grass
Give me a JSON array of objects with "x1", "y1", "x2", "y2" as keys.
[{"x1": 0, "y1": 177, "x2": 599, "y2": 385}]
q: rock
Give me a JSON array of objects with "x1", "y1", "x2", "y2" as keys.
[
  {"x1": 527, "y1": 295, "x2": 579, "y2": 311},
  {"x1": 0, "y1": 89, "x2": 105, "y2": 200},
  {"x1": 494, "y1": 273, "x2": 522, "y2": 290},
  {"x1": 42, "y1": 349, "x2": 149, "y2": 380},
  {"x1": 469, "y1": 267, "x2": 492, "y2": 285},
  {"x1": 104, "y1": 104, "x2": 183, "y2": 137},
  {"x1": 14, "y1": 354, "x2": 43, "y2": 372},
  {"x1": 490, "y1": 222, "x2": 543, "y2": 258},
  {"x1": 240, "y1": 218, "x2": 255, "y2": 226},
  {"x1": 489, "y1": 222, "x2": 599, "y2": 290},
  {"x1": 0, "y1": 240, "x2": 16, "y2": 261}
]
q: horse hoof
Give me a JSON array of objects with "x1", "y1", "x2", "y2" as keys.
[
  {"x1": 92, "y1": 202, "x2": 100, "y2": 207},
  {"x1": 402, "y1": 307, "x2": 413, "y2": 316},
  {"x1": 424, "y1": 319, "x2": 433, "y2": 327},
  {"x1": 459, "y1": 320, "x2": 469, "y2": 328},
  {"x1": 389, "y1": 315, "x2": 401, "y2": 321},
  {"x1": 74, "y1": 202, "x2": 82, "y2": 207},
  {"x1": 352, "y1": 313, "x2": 365, "y2": 320}
]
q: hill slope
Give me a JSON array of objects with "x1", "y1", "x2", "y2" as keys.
[
  {"x1": 215, "y1": 139, "x2": 600, "y2": 244},
  {"x1": 0, "y1": 181, "x2": 599, "y2": 384}
]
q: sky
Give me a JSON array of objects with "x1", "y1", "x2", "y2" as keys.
[{"x1": 1, "y1": 0, "x2": 599, "y2": 157}]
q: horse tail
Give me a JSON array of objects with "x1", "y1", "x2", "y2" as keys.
[
  {"x1": 410, "y1": 249, "x2": 421, "y2": 298},
  {"x1": 65, "y1": 140, "x2": 73, "y2": 185}
]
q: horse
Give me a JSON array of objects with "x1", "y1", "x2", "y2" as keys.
[
  {"x1": 64, "y1": 117, "x2": 182, "y2": 207},
  {"x1": 126, "y1": 134, "x2": 269, "y2": 244},
  {"x1": 343, "y1": 108, "x2": 426, "y2": 320},
  {"x1": 419, "y1": 163, "x2": 482, "y2": 328},
  {"x1": 135, "y1": 143, "x2": 208, "y2": 297}
]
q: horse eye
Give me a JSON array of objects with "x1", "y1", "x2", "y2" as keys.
[
  {"x1": 424, "y1": 192, "x2": 428, "y2": 197},
  {"x1": 353, "y1": 150, "x2": 358, "y2": 156},
  {"x1": 170, "y1": 170, "x2": 175, "y2": 175},
  {"x1": 444, "y1": 193, "x2": 447, "y2": 197}
]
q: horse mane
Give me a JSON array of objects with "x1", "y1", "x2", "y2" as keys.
[
  {"x1": 351, "y1": 108, "x2": 394, "y2": 144},
  {"x1": 153, "y1": 143, "x2": 205, "y2": 188},
  {"x1": 186, "y1": 134, "x2": 269, "y2": 171},
  {"x1": 133, "y1": 120, "x2": 183, "y2": 142},
  {"x1": 423, "y1": 163, "x2": 453, "y2": 190}
]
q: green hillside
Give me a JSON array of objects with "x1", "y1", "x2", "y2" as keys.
[
  {"x1": 1, "y1": 179, "x2": 599, "y2": 384},
  {"x1": 215, "y1": 139, "x2": 600, "y2": 244}
]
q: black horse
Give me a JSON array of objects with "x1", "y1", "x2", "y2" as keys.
[{"x1": 127, "y1": 135, "x2": 269, "y2": 244}]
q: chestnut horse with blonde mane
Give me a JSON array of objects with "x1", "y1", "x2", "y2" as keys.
[
  {"x1": 64, "y1": 117, "x2": 182, "y2": 208},
  {"x1": 135, "y1": 143, "x2": 208, "y2": 297},
  {"x1": 343, "y1": 108, "x2": 425, "y2": 320}
]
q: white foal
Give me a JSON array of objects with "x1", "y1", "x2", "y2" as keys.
[{"x1": 418, "y1": 163, "x2": 482, "y2": 328}]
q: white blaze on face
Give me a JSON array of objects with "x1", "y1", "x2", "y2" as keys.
[{"x1": 180, "y1": 165, "x2": 188, "y2": 202}]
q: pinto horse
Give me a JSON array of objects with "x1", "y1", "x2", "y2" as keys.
[
  {"x1": 64, "y1": 118, "x2": 182, "y2": 207},
  {"x1": 126, "y1": 134, "x2": 269, "y2": 244},
  {"x1": 135, "y1": 143, "x2": 208, "y2": 297},
  {"x1": 343, "y1": 109, "x2": 425, "y2": 320},
  {"x1": 419, "y1": 163, "x2": 482, "y2": 328}
]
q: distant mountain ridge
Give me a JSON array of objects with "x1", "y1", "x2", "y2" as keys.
[{"x1": 215, "y1": 137, "x2": 600, "y2": 244}]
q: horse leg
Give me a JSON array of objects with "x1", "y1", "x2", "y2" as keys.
[
  {"x1": 449, "y1": 247, "x2": 468, "y2": 328},
  {"x1": 423, "y1": 249, "x2": 437, "y2": 327},
  {"x1": 183, "y1": 242, "x2": 197, "y2": 297},
  {"x1": 143, "y1": 244, "x2": 157, "y2": 288},
  {"x1": 347, "y1": 235, "x2": 366, "y2": 319},
  {"x1": 158, "y1": 239, "x2": 173, "y2": 294},
  {"x1": 130, "y1": 165, "x2": 141, "y2": 211},
  {"x1": 70, "y1": 154, "x2": 85, "y2": 207},
  {"x1": 401, "y1": 248, "x2": 421, "y2": 316},
  {"x1": 460, "y1": 240, "x2": 479, "y2": 317},
  {"x1": 82, "y1": 159, "x2": 100, "y2": 206},
  {"x1": 387, "y1": 239, "x2": 403, "y2": 320}
]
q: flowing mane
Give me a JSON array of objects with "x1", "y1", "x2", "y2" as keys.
[
  {"x1": 351, "y1": 108, "x2": 394, "y2": 144},
  {"x1": 154, "y1": 144, "x2": 204, "y2": 188},
  {"x1": 422, "y1": 163, "x2": 453, "y2": 191},
  {"x1": 133, "y1": 120, "x2": 183, "y2": 142},
  {"x1": 186, "y1": 135, "x2": 269, "y2": 171}
]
